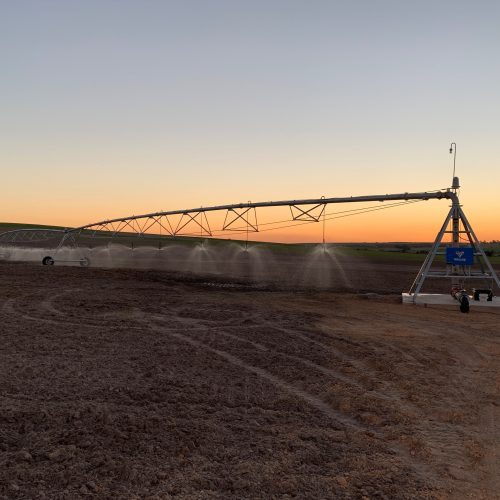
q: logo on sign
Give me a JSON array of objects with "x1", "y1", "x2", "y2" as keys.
[{"x1": 446, "y1": 247, "x2": 474, "y2": 265}]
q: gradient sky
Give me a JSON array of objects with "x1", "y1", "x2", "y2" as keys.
[{"x1": 1, "y1": 0, "x2": 499, "y2": 242}]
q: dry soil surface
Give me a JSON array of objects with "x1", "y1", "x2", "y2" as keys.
[{"x1": 0, "y1": 261, "x2": 499, "y2": 499}]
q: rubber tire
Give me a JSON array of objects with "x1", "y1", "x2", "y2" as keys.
[
  {"x1": 80, "y1": 257, "x2": 90, "y2": 267},
  {"x1": 42, "y1": 256, "x2": 55, "y2": 266},
  {"x1": 460, "y1": 295, "x2": 470, "y2": 313}
]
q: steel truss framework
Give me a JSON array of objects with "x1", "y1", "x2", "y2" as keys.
[
  {"x1": 1, "y1": 187, "x2": 499, "y2": 299},
  {"x1": 0, "y1": 228, "x2": 64, "y2": 243},
  {"x1": 68, "y1": 190, "x2": 455, "y2": 238}
]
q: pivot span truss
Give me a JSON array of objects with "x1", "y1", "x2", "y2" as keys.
[
  {"x1": 1, "y1": 185, "x2": 499, "y2": 309},
  {"x1": 66, "y1": 190, "x2": 454, "y2": 238},
  {"x1": 0, "y1": 191, "x2": 451, "y2": 245},
  {"x1": 0, "y1": 228, "x2": 64, "y2": 244}
]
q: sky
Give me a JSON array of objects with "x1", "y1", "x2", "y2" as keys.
[{"x1": 1, "y1": 0, "x2": 499, "y2": 242}]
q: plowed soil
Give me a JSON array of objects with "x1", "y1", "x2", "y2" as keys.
[{"x1": 1, "y1": 260, "x2": 499, "y2": 499}]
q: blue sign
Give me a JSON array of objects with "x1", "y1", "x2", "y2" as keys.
[{"x1": 446, "y1": 247, "x2": 474, "y2": 265}]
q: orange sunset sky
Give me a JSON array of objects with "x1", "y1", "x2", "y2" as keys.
[{"x1": 1, "y1": 1, "x2": 499, "y2": 243}]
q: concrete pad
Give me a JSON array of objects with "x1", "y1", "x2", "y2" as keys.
[{"x1": 402, "y1": 293, "x2": 500, "y2": 308}]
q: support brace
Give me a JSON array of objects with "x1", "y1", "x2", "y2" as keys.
[{"x1": 222, "y1": 207, "x2": 258, "y2": 232}]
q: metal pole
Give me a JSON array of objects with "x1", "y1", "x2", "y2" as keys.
[
  {"x1": 450, "y1": 142, "x2": 457, "y2": 179},
  {"x1": 449, "y1": 144, "x2": 459, "y2": 246},
  {"x1": 452, "y1": 197, "x2": 460, "y2": 245}
]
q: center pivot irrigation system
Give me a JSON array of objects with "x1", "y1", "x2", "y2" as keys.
[{"x1": 1, "y1": 166, "x2": 499, "y2": 313}]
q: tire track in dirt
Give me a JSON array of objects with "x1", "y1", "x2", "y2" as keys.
[
  {"x1": 1, "y1": 283, "x2": 473, "y2": 491},
  {"x1": 190, "y1": 321, "x2": 423, "y2": 412},
  {"x1": 149, "y1": 321, "x2": 444, "y2": 486},
  {"x1": 3, "y1": 289, "x2": 446, "y2": 447},
  {"x1": 39, "y1": 289, "x2": 150, "y2": 327},
  {"x1": 247, "y1": 318, "x2": 426, "y2": 416},
  {"x1": 151, "y1": 306, "x2": 427, "y2": 425},
  {"x1": 258, "y1": 316, "x2": 373, "y2": 367},
  {"x1": 149, "y1": 323, "x2": 375, "y2": 435},
  {"x1": 194, "y1": 326, "x2": 269, "y2": 353},
  {"x1": 3, "y1": 291, "x2": 153, "y2": 331},
  {"x1": 40, "y1": 289, "x2": 83, "y2": 316},
  {"x1": 206, "y1": 299, "x2": 461, "y2": 485},
  {"x1": 158, "y1": 313, "x2": 369, "y2": 384},
  {"x1": 245, "y1": 295, "x2": 427, "y2": 368},
  {"x1": 1, "y1": 265, "x2": 454, "y2": 495},
  {"x1": 3, "y1": 294, "x2": 107, "y2": 330},
  {"x1": 320, "y1": 321, "x2": 423, "y2": 365}
]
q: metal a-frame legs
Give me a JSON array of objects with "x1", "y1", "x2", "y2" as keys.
[{"x1": 408, "y1": 205, "x2": 500, "y2": 300}]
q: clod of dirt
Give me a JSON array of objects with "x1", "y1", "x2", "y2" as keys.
[{"x1": 15, "y1": 450, "x2": 33, "y2": 462}]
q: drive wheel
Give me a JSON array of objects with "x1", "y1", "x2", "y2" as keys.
[{"x1": 42, "y1": 256, "x2": 55, "y2": 266}]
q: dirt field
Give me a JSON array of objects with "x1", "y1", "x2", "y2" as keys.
[{"x1": 1, "y1": 258, "x2": 499, "y2": 499}]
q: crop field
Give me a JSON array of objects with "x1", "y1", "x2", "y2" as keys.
[{"x1": 1, "y1": 255, "x2": 499, "y2": 499}]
